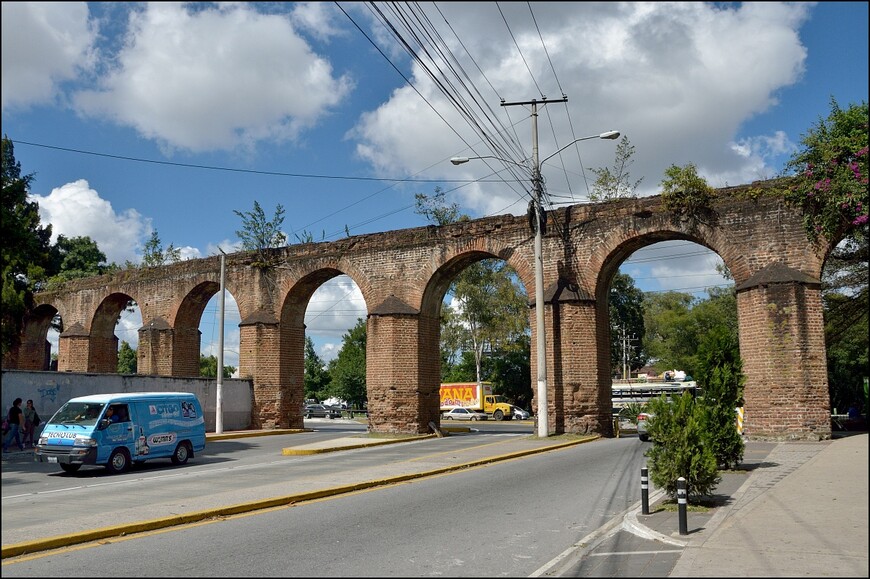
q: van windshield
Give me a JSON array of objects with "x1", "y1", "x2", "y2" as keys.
[{"x1": 50, "y1": 402, "x2": 107, "y2": 426}]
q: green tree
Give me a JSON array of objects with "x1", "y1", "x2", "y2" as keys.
[
  {"x1": 695, "y1": 325, "x2": 745, "y2": 469},
  {"x1": 784, "y1": 99, "x2": 868, "y2": 414},
  {"x1": 449, "y1": 259, "x2": 528, "y2": 384},
  {"x1": 415, "y1": 187, "x2": 463, "y2": 225},
  {"x1": 46, "y1": 235, "x2": 115, "y2": 285},
  {"x1": 590, "y1": 135, "x2": 643, "y2": 201},
  {"x1": 327, "y1": 318, "x2": 367, "y2": 407},
  {"x1": 784, "y1": 98, "x2": 868, "y2": 243},
  {"x1": 660, "y1": 163, "x2": 714, "y2": 217},
  {"x1": 304, "y1": 336, "x2": 332, "y2": 401},
  {"x1": 1, "y1": 136, "x2": 52, "y2": 359},
  {"x1": 643, "y1": 291, "x2": 697, "y2": 373},
  {"x1": 645, "y1": 391, "x2": 720, "y2": 502},
  {"x1": 234, "y1": 201, "x2": 287, "y2": 267},
  {"x1": 141, "y1": 230, "x2": 181, "y2": 267},
  {"x1": 488, "y1": 334, "x2": 532, "y2": 408},
  {"x1": 117, "y1": 341, "x2": 138, "y2": 374},
  {"x1": 199, "y1": 354, "x2": 236, "y2": 379},
  {"x1": 610, "y1": 273, "x2": 647, "y2": 377}
]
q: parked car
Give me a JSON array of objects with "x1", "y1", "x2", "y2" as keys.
[
  {"x1": 512, "y1": 406, "x2": 530, "y2": 420},
  {"x1": 442, "y1": 407, "x2": 489, "y2": 421},
  {"x1": 304, "y1": 404, "x2": 341, "y2": 419}
]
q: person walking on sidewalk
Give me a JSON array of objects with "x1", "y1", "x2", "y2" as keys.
[
  {"x1": 3, "y1": 398, "x2": 25, "y2": 452},
  {"x1": 22, "y1": 399, "x2": 41, "y2": 447}
]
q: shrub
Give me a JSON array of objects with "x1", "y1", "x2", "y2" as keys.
[{"x1": 645, "y1": 391, "x2": 720, "y2": 501}]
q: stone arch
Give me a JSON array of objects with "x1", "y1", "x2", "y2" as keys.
[
  {"x1": 76, "y1": 292, "x2": 134, "y2": 373},
  {"x1": 15, "y1": 303, "x2": 60, "y2": 371}
]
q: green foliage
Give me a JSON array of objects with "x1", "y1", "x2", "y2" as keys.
[
  {"x1": 488, "y1": 334, "x2": 532, "y2": 409},
  {"x1": 1, "y1": 136, "x2": 52, "y2": 358},
  {"x1": 618, "y1": 401, "x2": 648, "y2": 425},
  {"x1": 449, "y1": 259, "x2": 529, "y2": 383},
  {"x1": 327, "y1": 318, "x2": 367, "y2": 407},
  {"x1": 696, "y1": 325, "x2": 745, "y2": 469},
  {"x1": 643, "y1": 288, "x2": 738, "y2": 377},
  {"x1": 117, "y1": 341, "x2": 138, "y2": 374},
  {"x1": 199, "y1": 354, "x2": 236, "y2": 379},
  {"x1": 645, "y1": 392, "x2": 720, "y2": 501},
  {"x1": 784, "y1": 99, "x2": 868, "y2": 242},
  {"x1": 660, "y1": 163, "x2": 714, "y2": 216},
  {"x1": 141, "y1": 230, "x2": 181, "y2": 268},
  {"x1": 610, "y1": 273, "x2": 647, "y2": 375},
  {"x1": 642, "y1": 291, "x2": 697, "y2": 372},
  {"x1": 414, "y1": 187, "x2": 462, "y2": 225},
  {"x1": 46, "y1": 235, "x2": 115, "y2": 286},
  {"x1": 590, "y1": 135, "x2": 643, "y2": 201},
  {"x1": 304, "y1": 336, "x2": 332, "y2": 401},
  {"x1": 825, "y1": 290, "x2": 869, "y2": 413},
  {"x1": 234, "y1": 201, "x2": 287, "y2": 267}
]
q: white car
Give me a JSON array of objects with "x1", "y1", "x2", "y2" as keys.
[
  {"x1": 442, "y1": 407, "x2": 489, "y2": 421},
  {"x1": 512, "y1": 406, "x2": 530, "y2": 420}
]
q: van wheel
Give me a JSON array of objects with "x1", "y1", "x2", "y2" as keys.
[
  {"x1": 60, "y1": 463, "x2": 81, "y2": 473},
  {"x1": 493, "y1": 410, "x2": 504, "y2": 421},
  {"x1": 172, "y1": 442, "x2": 191, "y2": 465},
  {"x1": 107, "y1": 448, "x2": 130, "y2": 474}
]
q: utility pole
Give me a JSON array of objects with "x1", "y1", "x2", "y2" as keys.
[
  {"x1": 501, "y1": 97, "x2": 567, "y2": 438},
  {"x1": 216, "y1": 248, "x2": 226, "y2": 434}
]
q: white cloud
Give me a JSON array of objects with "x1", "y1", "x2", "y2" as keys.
[
  {"x1": 30, "y1": 179, "x2": 148, "y2": 265},
  {"x1": 1, "y1": 2, "x2": 97, "y2": 111},
  {"x1": 305, "y1": 276, "x2": 366, "y2": 339},
  {"x1": 352, "y1": 2, "x2": 812, "y2": 215},
  {"x1": 71, "y1": 3, "x2": 354, "y2": 153}
]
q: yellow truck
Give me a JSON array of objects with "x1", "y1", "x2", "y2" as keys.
[{"x1": 440, "y1": 382, "x2": 514, "y2": 421}]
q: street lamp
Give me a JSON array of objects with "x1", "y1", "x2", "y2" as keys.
[{"x1": 451, "y1": 127, "x2": 619, "y2": 438}]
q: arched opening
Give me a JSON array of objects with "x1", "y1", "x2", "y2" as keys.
[
  {"x1": 421, "y1": 251, "x2": 532, "y2": 429},
  {"x1": 603, "y1": 239, "x2": 736, "y2": 433},
  {"x1": 199, "y1": 291, "x2": 241, "y2": 379}
]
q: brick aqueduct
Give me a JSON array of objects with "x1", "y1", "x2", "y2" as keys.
[{"x1": 10, "y1": 185, "x2": 832, "y2": 440}]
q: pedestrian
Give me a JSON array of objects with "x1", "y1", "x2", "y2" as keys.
[
  {"x1": 3, "y1": 398, "x2": 25, "y2": 452},
  {"x1": 22, "y1": 399, "x2": 41, "y2": 447}
]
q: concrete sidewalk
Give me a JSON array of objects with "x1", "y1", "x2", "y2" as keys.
[
  {"x1": 669, "y1": 433, "x2": 868, "y2": 577},
  {"x1": 617, "y1": 433, "x2": 868, "y2": 577}
]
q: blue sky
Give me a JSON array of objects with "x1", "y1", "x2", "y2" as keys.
[{"x1": 2, "y1": 2, "x2": 868, "y2": 370}]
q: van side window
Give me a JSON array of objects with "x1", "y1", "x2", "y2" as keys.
[{"x1": 107, "y1": 404, "x2": 130, "y2": 423}]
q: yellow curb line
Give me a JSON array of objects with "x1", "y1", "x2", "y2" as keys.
[
  {"x1": 2, "y1": 434, "x2": 598, "y2": 559},
  {"x1": 207, "y1": 429, "x2": 308, "y2": 441},
  {"x1": 281, "y1": 434, "x2": 436, "y2": 455}
]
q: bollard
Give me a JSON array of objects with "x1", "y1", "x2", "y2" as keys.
[
  {"x1": 641, "y1": 467, "x2": 650, "y2": 515},
  {"x1": 677, "y1": 477, "x2": 688, "y2": 535}
]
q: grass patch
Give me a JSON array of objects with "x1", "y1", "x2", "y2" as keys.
[{"x1": 654, "y1": 498, "x2": 714, "y2": 513}]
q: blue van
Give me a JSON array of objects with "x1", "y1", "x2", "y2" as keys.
[{"x1": 35, "y1": 392, "x2": 206, "y2": 474}]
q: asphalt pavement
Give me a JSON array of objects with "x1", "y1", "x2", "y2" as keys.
[{"x1": 2, "y1": 422, "x2": 867, "y2": 578}]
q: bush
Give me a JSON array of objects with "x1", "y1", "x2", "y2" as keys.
[
  {"x1": 696, "y1": 325, "x2": 745, "y2": 469},
  {"x1": 645, "y1": 392, "x2": 720, "y2": 502}
]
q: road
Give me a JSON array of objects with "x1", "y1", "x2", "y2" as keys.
[{"x1": 3, "y1": 422, "x2": 651, "y2": 577}]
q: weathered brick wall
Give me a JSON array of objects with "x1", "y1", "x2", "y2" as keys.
[{"x1": 14, "y1": 185, "x2": 832, "y2": 439}]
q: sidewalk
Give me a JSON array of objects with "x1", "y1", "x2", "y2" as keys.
[{"x1": 621, "y1": 433, "x2": 868, "y2": 577}]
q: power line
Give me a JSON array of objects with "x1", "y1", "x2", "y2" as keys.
[{"x1": 10, "y1": 138, "x2": 494, "y2": 184}]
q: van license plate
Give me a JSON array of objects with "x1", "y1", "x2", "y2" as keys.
[{"x1": 48, "y1": 457, "x2": 57, "y2": 463}]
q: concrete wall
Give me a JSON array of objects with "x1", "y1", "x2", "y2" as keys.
[{"x1": 1, "y1": 370, "x2": 252, "y2": 432}]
